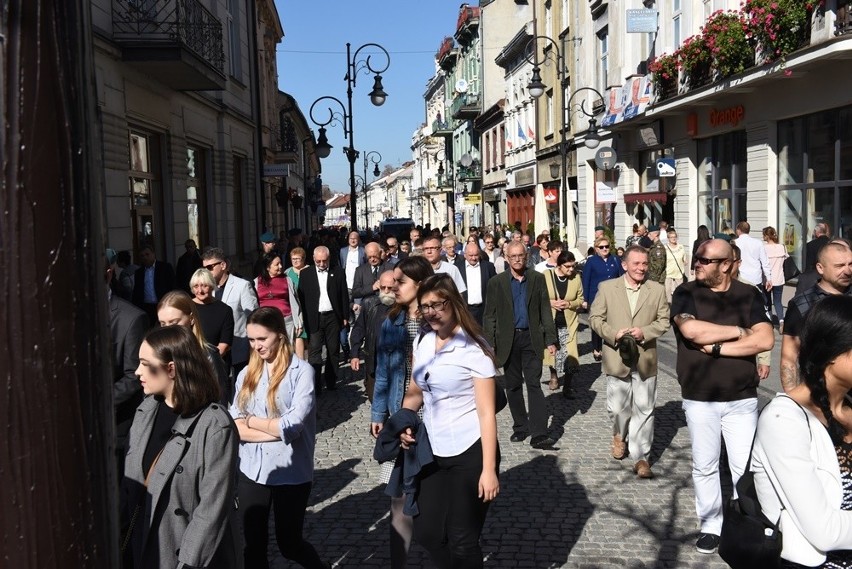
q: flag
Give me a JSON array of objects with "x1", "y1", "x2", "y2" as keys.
[
  {"x1": 517, "y1": 120, "x2": 527, "y2": 141},
  {"x1": 527, "y1": 124, "x2": 535, "y2": 139},
  {"x1": 505, "y1": 125, "x2": 513, "y2": 150}
]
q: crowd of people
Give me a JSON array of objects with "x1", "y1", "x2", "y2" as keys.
[{"x1": 105, "y1": 216, "x2": 852, "y2": 568}]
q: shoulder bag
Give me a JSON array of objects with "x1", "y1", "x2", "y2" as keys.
[
  {"x1": 719, "y1": 396, "x2": 810, "y2": 569},
  {"x1": 783, "y1": 256, "x2": 801, "y2": 282},
  {"x1": 664, "y1": 242, "x2": 688, "y2": 284}
]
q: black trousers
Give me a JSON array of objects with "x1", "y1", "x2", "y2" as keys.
[
  {"x1": 591, "y1": 330, "x2": 603, "y2": 353},
  {"x1": 415, "y1": 440, "x2": 498, "y2": 569},
  {"x1": 308, "y1": 311, "x2": 341, "y2": 390},
  {"x1": 504, "y1": 329, "x2": 547, "y2": 437},
  {"x1": 467, "y1": 304, "x2": 484, "y2": 326},
  {"x1": 237, "y1": 473, "x2": 325, "y2": 569}
]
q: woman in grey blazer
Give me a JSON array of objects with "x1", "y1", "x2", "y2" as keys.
[{"x1": 122, "y1": 325, "x2": 240, "y2": 569}]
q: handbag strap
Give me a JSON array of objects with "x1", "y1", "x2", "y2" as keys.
[
  {"x1": 745, "y1": 395, "x2": 812, "y2": 519},
  {"x1": 663, "y1": 242, "x2": 687, "y2": 278}
]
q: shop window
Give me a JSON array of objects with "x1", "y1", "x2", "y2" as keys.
[
  {"x1": 840, "y1": 107, "x2": 852, "y2": 181},
  {"x1": 186, "y1": 146, "x2": 209, "y2": 249},
  {"x1": 129, "y1": 130, "x2": 163, "y2": 257},
  {"x1": 697, "y1": 131, "x2": 747, "y2": 234},
  {"x1": 807, "y1": 110, "x2": 836, "y2": 183},
  {"x1": 778, "y1": 117, "x2": 804, "y2": 185}
]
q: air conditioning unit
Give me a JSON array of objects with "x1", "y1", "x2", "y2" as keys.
[{"x1": 455, "y1": 79, "x2": 468, "y2": 93}]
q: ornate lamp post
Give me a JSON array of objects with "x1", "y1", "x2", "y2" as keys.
[
  {"x1": 363, "y1": 150, "x2": 381, "y2": 230},
  {"x1": 309, "y1": 42, "x2": 390, "y2": 230},
  {"x1": 525, "y1": 36, "x2": 604, "y2": 247},
  {"x1": 435, "y1": 148, "x2": 455, "y2": 233}
]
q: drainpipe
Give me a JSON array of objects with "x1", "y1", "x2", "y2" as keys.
[{"x1": 248, "y1": 0, "x2": 266, "y2": 249}]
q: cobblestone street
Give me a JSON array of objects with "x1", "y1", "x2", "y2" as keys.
[{"x1": 268, "y1": 324, "x2": 780, "y2": 568}]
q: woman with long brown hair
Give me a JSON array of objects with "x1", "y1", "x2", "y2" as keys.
[
  {"x1": 229, "y1": 307, "x2": 328, "y2": 569},
  {"x1": 121, "y1": 325, "x2": 239, "y2": 569},
  {"x1": 399, "y1": 273, "x2": 500, "y2": 569},
  {"x1": 370, "y1": 255, "x2": 433, "y2": 568},
  {"x1": 157, "y1": 290, "x2": 231, "y2": 404}
]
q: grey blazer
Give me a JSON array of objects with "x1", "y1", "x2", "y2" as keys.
[
  {"x1": 220, "y1": 274, "x2": 258, "y2": 365},
  {"x1": 123, "y1": 397, "x2": 241, "y2": 569}
]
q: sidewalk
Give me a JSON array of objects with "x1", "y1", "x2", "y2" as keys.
[{"x1": 272, "y1": 329, "x2": 747, "y2": 568}]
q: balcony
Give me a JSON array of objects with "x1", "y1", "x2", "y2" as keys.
[
  {"x1": 437, "y1": 37, "x2": 459, "y2": 72},
  {"x1": 457, "y1": 162, "x2": 482, "y2": 181},
  {"x1": 455, "y1": 5, "x2": 480, "y2": 46},
  {"x1": 450, "y1": 92, "x2": 481, "y2": 120},
  {"x1": 112, "y1": 0, "x2": 226, "y2": 91},
  {"x1": 432, "y1": 119, "x2": 454, "y2": 136}
]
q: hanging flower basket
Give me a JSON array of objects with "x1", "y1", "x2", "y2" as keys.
[
  {"x1": 703, "y1": 10, "x2": 754, "y2": 78},
  {"x1": 678, "y1": 34, "x2": 713, "y2": 89},
  {"x1": 648, "y1": 53, "x2": 679, "y2": 101},
  {"x1": 742, "y1": 0, "x2": 816, "y2": 64}
]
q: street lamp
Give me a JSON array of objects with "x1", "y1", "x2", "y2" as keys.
[
  {"x1": 363, "y1": 150, "x2": 381, "y2": 230},
  {"x1": 308, "y1": 42, "x2": 390, "y2": 230},
  {"x1": 525, "y1": 35, "x2": 605, "y2": 247},
  {"x1": 435, "y1": 148, "x2": 454, "y2": 233}
]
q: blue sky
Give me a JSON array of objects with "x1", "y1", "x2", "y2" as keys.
[{"x1": 274, "y1": 1, "x2": 468, "y2": 193}]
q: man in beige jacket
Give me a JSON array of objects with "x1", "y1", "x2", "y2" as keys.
[{"x1": 590, "y1": 246, "x2": 670, "y2": 478}]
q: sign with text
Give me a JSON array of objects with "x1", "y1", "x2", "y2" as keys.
[
  {"x1": 596, "y1": 181, "x2": 617, "y2": 204},
  {"x1": 601, "y1": 76, "x2": 653, "y2": 127},
  {"x1": 263, "y1": 164, "x2": 289, "y2": 177},
  {"x1": 626, "y1": 9, "x2": 658, "y2": 33},
  {"x1": 709, "y1": 105, "x2": 745, "y2": 128},
  {"x1": 656, "y1": 158, "x2": 676, "y2": 178},
  {"x1": 594, "y1": 147, "x2": 618, "y2": 171},
  {"x1": 464, "y1": 194, "x2": 482, "y2": 206}
]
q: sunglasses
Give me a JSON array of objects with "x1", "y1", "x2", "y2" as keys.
[
  {"x1": 694, "y1": 256, "x2": 728, "y2": 265},
  {"x1": 203, "y1": 261, "x2": 222, "y2": 271},
  {"x1": 597, "y1": 245, "x2": 610, "y2": 250}
]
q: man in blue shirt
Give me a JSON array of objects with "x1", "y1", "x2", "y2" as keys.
[{"x1": 484, "y1": 241, "x2": 558, "y2": 449}]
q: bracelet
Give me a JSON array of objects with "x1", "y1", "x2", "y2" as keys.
[{"x1": 711, "y1": 343, "x2": 722, "y2": 358}]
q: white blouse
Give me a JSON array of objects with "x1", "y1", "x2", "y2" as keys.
[{"x1": 411, "y1": 326, "x2": 497, "y2": 457}]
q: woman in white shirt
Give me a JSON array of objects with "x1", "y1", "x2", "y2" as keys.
[
  {"x1": 752, "y1": 295, "x2": 852, "y2": 568},
  {"x1": 663, "y1": 228, "x2": 686, "y2": 304},
  {"x1": 763, "y1": 226, "x2": 788, "y2": 326},
  {"x1": 399, "y1": 273, "x2": 500, "y2": 569}
]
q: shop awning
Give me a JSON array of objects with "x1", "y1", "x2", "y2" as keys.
[{"x1": 623, "y1": 191, "x2": 668, "y2": 204}]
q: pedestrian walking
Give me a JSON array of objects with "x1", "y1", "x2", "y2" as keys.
[
  {"x1": 646, "y1": 226, "x2": 667, "y2": 286},
  {"x1": 255, "y1": 252, "x2": 303, "y2": 345},
  {"x1": 121, "y1": 325, "x2": 239, "y2": 569},
  {"x1": 459, "y1": 242, "x2": 495, "y2": 325},
  {"x1": 663, "y1": 228, "x2": 687, "y2": 303},
  {"x1": 400, "y1": 273, "x2": 500, "y2": 569},
  {"x1": 542, "y1": 251, "x2": 583, "y2": 398},
  {"x1": 369, "y1": 256, "x2": 433, "y2": 568},
  {"x1": 285, "y1": 247, "x2": 310, "y2": 359},
  {"x1": 230, "y1": 307, "x2": 329, "y2": 569},
  {"x1": 132, "y1": 245, "x2": 176, "y2": 327},
  {"x1": 671, "y1": 238, "x2": 774, "y2": 554},
  {"x1": 761, "y1": 226, "x2": 788, "y2": 325},
  {"x1": 484, "y1": 241, "x2": 558, "y2": 449},
  {"x1": 191, "y1": 268, "x2": 234, "y2": 361},
  {"x1": 589, "y1": 246, "x2": 670, "y2": 479},
  {"x1": 581, "y1": 236, "x2": 624, "y2": 361}
]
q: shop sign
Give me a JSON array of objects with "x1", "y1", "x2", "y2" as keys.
[
  {"x1": 464, "y1": 194, "x2": 482, "y2": 206},
  {"x1": 543, "y1": 188, "x2": 559, "y2": 203},
  {"x1": 514, "y1": 167, "x2": 535, "y2": 187},
  {"x1": 656, "y1": 158, "x2": 676, "y2": 178},
  {"x1": 482, "y1": 189, "x2": 500, "y2": 202},
  {"x1": 262, "y1": 164, "x2": 289, "y2": 177},
  {"x1": 709, "y1": 105, "x2": 745, "y2": 128},
  {"x1": 596, "y1": 181, "x2": 617, "y2": 204},
  {"x1": 626, "y1": 9, "x2": 658, "y2": 33}
]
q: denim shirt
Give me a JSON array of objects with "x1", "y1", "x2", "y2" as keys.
[
  {"x1": 229, "y1": 357, "x2": 316, "y2": 485},
  {"x1": 371, "y1": 311, "x2": 409, "y2": 423}
]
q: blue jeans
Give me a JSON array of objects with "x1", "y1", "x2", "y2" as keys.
[{"x1": 764, "y1": 287, "x2": 784, "y2": 322}]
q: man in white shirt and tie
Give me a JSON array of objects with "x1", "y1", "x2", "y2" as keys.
[{"x1": 460, "y1": 242, "x2": 495, "y2": 325}]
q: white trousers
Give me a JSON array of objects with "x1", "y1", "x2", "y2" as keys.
[
  {"x1": 606, "y1": 372, "x2": 657, "y2": 462},
  {"x1": 682, "y1": 398, "x2": 758, "y2": 535}
]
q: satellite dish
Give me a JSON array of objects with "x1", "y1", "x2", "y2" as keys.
[{"x1": 455, "y1": 79, "x2": 468, "y2": 93}]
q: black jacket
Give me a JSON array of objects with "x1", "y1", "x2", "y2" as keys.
[
  {"x1": 297, "y1": 265, "x2": 350, "y2": 332},
  {"x1": 373, "y1": 408, "x2": 434, "y2": 516},
  {"x1": 132, "y1": 260, "x2": 175, "y2": 306}
]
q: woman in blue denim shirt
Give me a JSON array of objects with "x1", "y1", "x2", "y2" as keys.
[{"x1": 371, "y1": 255, "x2": 433, "y2": 569}]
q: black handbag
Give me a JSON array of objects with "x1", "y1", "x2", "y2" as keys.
[
  {"x1": 783, "y1": 256, "x2": 801, "y2": 281},
  {"x1": 719, "y1": 397, "x2": 810, "y2": 569}
]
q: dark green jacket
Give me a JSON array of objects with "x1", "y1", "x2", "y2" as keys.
[
  {"x1": 483, "y1": 269, "x2": 557, "y2": 368},
  {"x1": 647, "y1": 240, "x2": 667, "y2": 285}
]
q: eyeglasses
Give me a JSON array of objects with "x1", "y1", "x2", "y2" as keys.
[
  {"x1": 484, "y1": 241, "x2": 493, "y2": 244},
  {"x1": 387, "y1": 243, "x2": 398, "y2": 248},
  {"x1": 694, "y1": 256, "x2": 729, "y2": 265},
  {"x1": 203, "y1": 261, "x2": 222, "y2": 271},
  {"x1": 419, "y1": 299, "x2": 449, "y2": 314},
  {"x1": 597, "y1": 245, "x2": 610, "y2": 250}
]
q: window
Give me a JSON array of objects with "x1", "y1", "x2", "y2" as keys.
[
  {"x1": 233, "y1": 157, "x2": 245, "y2": 256},
  {"x1": 561, "y1": 0, "x2": 569, "y2": 31},
  {"x1": 697, "y1": 131, "x2": 747, "y2": 235},
  {"x1": 703, "y1": 0, "x2": 712, "y2": 21},
  {"x1": 545, "y1": 1, "x2": 553, "y2": 39},
  {"x1": 546, "y1": 90, "x2": 554, "y2": 136},
  {"x1": 226, "y1": 0, "x2": 243, "y2": 80},
  {"x1": 597, "y1": 28, "x2": 609, "y2": 91},
  {"x1": 777, "y1": 105, "x2": 852, "y2": 266},
  {"x1": 673, "y1": 0, "x2": 683, "y2": 48},
  {"x1": 185, "y1": 146, "x2": 209, "y2": 249},
  {"x1": 129, "y1": 130, "x2": 163, "y2": 256}
]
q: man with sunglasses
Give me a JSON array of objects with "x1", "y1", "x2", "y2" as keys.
[
  {"x1": 671, "y1": 239, "x2": 774, "y2": 555},
  {"x1": 201, "y1": 247, "x2": 258, "y2": 380}
]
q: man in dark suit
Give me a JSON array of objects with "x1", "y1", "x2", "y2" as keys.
[
  {"x1": 298, "y1": 246, "x2": 350, "y2": 393},
  {"x1": 175, "y1": 239, "x2": 202, "y2": 293},
  {"x1": 384, "y1": 236, "x2": 408, "y2": 266},
  {"x1": 460, "y1": 242, "x2": 495, "y2": 325},
  {"x1": 132, "y1": 245, "x2": 175, "y2": 326},
  {"x1": 351, "y1": 242, "x2": 391, "y2": 306},
  {"x1": 106, "y1": 257, "x2": 147, "y2": 477},
  {"x1": 349, "y1": 270, "x2": 395, "y2": 402},
  {"x1": 484, "y1": 241, "x2": 558, "y2": 449}
]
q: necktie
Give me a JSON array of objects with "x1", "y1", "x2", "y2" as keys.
[{"x1": 372, "y1": 266, "x2": 378, "y2": 279}]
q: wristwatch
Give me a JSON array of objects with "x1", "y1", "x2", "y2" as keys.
[
  {"x1": 677, "y1": 313, "x2": 696, "y2": 322},
  {"x1": 711, "y1": 343, "x2": 722, "y2": 358}
]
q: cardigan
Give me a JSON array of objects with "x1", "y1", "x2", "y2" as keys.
[{"x1": 752, "y1": 395, "x2": 852, "y2": 566}]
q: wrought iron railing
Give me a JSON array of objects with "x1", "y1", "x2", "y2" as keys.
[
  {"x1": 450, "y1": 92, "x2": 481, "y2": 118},
  {"x1": 457, "y1": 162, "x2": 481, "y2": 180},
  {"x1": 113, "y1": 0, "x2": 225, "y2": 75}
]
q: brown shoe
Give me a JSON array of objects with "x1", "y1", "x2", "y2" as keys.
[
  {"x1": 633, "y1": 460, "x2": 654, "y2": 479},
  {"x1": 611, "y1": 435, "x2": 627, "y2": 460}
]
